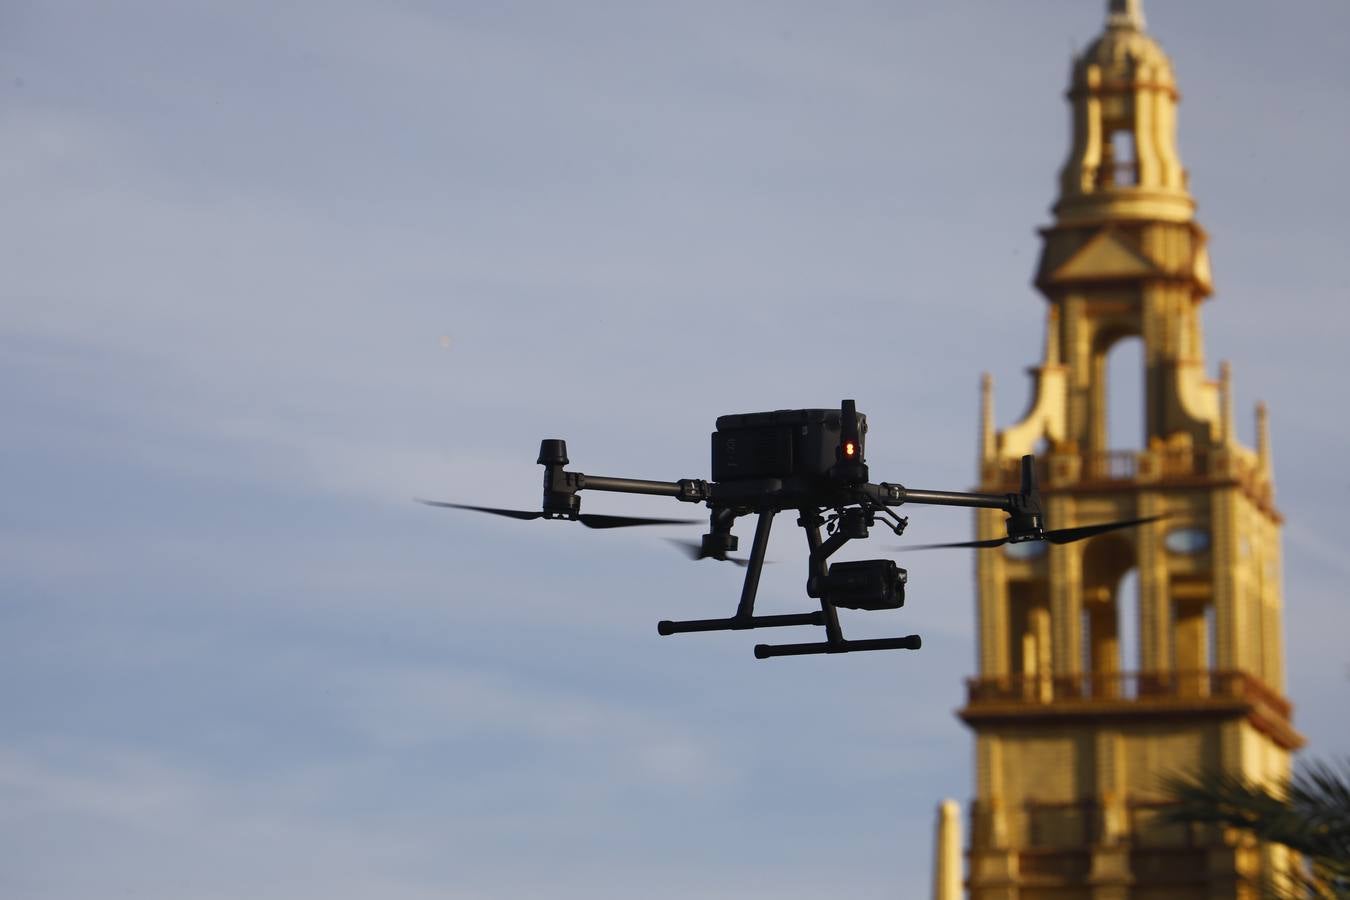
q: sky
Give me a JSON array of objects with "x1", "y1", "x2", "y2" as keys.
[{"x1": 3, "y1": 1, "x2": 1349, "y2": 897}]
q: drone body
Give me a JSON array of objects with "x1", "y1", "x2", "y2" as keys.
[{"x1": 421, "y1": 400, "x2": 1156, "y2": 659}]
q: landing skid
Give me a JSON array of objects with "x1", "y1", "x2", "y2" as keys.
[
  {"x1": 754, "y1": 634, "x2": 922, "y2": 659},
  {"x1": 657, "y1": 506, "x2": 921, "y2": 659}
]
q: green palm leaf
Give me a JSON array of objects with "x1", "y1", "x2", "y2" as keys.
[{"x1": 1162, "y1": 758, "x2": 1350, "y2": 899}]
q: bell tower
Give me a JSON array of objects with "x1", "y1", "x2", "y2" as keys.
[{"x1": 961, "y1": 2, "x2": 1303, "y2": 898}]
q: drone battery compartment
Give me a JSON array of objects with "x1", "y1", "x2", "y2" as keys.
[{"x1": 712, "y1": 408, "x2": 867, "y2": 483}]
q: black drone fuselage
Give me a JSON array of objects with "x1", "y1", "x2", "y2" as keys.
[
  {"x1": 421, "y1": 398, "x2": 1160, "y2": 659},
  {"x1": 530, "y1": 400, "x2": 1045, "y2": 658}
]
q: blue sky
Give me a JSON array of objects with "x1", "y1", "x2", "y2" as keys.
[{"x1": 3, "y1": 1, "x2": 1348, "y2": 897}]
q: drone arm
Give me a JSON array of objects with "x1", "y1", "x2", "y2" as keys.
[
  {"x1": 574, "y1": 474, "x2": 709, "y2": 502},
  {"x1": 869, "y1": 454, "x2": 1045, "y2": 540},
  {"x1": 866, "y1": 481, "x2": 1010, "y2": 512},
  {"x1": 884, "y1": 485, "x2": 1010, "y2": 511}
]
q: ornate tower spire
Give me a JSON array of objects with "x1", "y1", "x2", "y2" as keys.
[
  {"x1": 1257, "y1": 400, "x2": 1273, "y2": 475},
  {"x1": 961, "y1": 4, "x2": 1298, "y2": 897}
]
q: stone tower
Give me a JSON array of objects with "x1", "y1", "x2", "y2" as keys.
[{"x1": 960, "y1": 2, "x2": 1303, "y2": 897}]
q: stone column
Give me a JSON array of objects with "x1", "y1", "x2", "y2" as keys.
[{"x1": 932, "y1": 799, "x2": 964, "y2": 900}]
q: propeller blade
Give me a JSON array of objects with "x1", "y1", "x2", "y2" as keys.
[
  {"x1": 664, "y1": 539, "x2": 751, "y2": 566},
  {"x1": 668, "y1": 538, "x2": 705, "y2": 560},
  {"x1": 894, "y1": 536, "x2": 1010, "y2": 551},
  {"x1": 578, "y1": 513, "x2": 701, "y2": 529},
  {"x1": 416, "y1": 500, "x2": 698, "y2": 529},
  {"x1": 415, "y1": 499, "x2": 544, "y2": 520},
  {"x1": 1043, "y1": 514, "x2": 1164, "y2": 544},
  {"x1": 897, "y1": 514, "x2": 1165, "y2": 551}
]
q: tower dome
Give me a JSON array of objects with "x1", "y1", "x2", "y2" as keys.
[
  {"x1": 1079, "y1": 0, "x2": 1173, "y2": 87},
  {"x1": 1054, "y1": 0, "x2": 1192, "y2": 224},
  {"x1": 1079, "y1": 20, "x2": 1173, "y2": 84}
]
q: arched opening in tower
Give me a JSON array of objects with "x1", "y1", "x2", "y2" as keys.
[
  {"x1": 1079, "y1": 534, "x2": 1137, "y2": 697},
  {"x1": 1105, "y1": 334, "x2": 1145, "y2": 451},
  {"x1": 1117, "y1": 569, "x2": 1139, "y2": 676},
  {"x1": 1109, "y1": 130, "x2": 1138, "y2": 186}
]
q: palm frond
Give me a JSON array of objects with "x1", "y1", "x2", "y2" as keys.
[{"x1": 1162, "y1": 758, "x2": 1350, "y2": 899}]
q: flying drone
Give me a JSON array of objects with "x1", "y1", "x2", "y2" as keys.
[{"x1": 420, "y1": 400, "x2": 1156, "y2": 659}]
